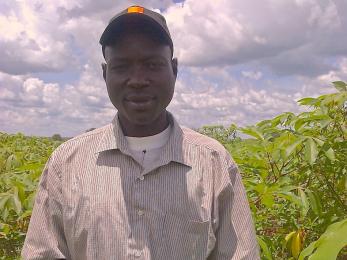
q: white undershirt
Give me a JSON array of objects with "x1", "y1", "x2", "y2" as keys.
[{"x1": 125, "y1": 125, "x2": 171, "y2": 169}]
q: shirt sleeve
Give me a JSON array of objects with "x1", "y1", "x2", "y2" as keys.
[
  {"x1": 21, "y1": 153, "x2": 70, "y2": 260},
  {"x1": 207, "y1": 149, "x2": 260, "y2": 260}
]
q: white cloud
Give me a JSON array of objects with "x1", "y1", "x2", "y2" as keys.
[
  {"x1": 0, "y1": 0, "x2": 176, "y2": 76},
  {"x1": 2, "y1": 0, "x2": 346, "y2": 77},
  {"x1": 1, "y1": 0, "x2": 347, "y2": 137},
  {"x1": 0, "y1": 0, "x2": 77, "y2": 74},
  {"x1": 169, "y1": 67, "x2": 298, "y2": 128},
  {"x1": 0, "y1": 69, "x2": 113, "y2": 136},
  {"x1": 242, "y1": 71, "x2": 262, "y2": 80},
  {"x1": 1, "y1": 56, "x2": 346, "y2": 136},
  {"x1": 169, "y1": 56, "x2": 347, "y2": 129},
  {"x1": 165, "y1": 0, "x2": 346, "y2": 76},
  {"x1": 298, "y1": 57, "x2": 347, "y2": 97}
]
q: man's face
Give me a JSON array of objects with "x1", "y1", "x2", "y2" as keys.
[{"x1": 102, "y1": 32, "x2": 177, "y2": 129}]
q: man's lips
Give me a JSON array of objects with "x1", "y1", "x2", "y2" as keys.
[
  {"x1": 124, "y1": 95, "x2": 155, "y2": 110},
  {"x1": 125, "y1": 94, "x2": 154, "y2": 102}
]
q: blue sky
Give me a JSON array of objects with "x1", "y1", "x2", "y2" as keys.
[{"x1": 0, "y1": 0, "x2": 346, "y2": 137}]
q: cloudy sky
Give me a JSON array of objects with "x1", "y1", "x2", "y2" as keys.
[{"x1": 1, "y1": 0, "x2": 346, "y2": 137}]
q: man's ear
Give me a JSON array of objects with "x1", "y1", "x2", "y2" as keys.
[
  {"x1": 102, "y1": 63, "x2": 107, "y2": 81},
  {"x1": 172, "y1": 58, "x2": 178, "y2": 78}
]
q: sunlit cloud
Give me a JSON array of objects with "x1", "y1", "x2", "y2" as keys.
[{"x1": 0, "y1": 0, "x2": 346, "y2": 136}]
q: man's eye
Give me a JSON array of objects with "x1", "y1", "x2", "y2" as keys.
[
  {"x1": 147, "y1": 62, "x2": 157, "y2": 69},
  {"x1": 146, "y1": 61, "x2": 164, "y2": 70},
  {"x1": 110, "y1": 64, "x2": 129, "y2": 71}
]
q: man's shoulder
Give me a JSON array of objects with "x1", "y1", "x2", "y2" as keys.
[
  {"x1": 53, "y1": 124, "x2": 112, "y2": 157},
  {"x1": 180, "y1": 126, "x2": 226, "y2": 154}
]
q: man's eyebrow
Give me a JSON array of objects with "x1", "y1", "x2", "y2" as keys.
[
  {"x1": 108, "y1": 55, "x2": 168, "y2": 63},
  {"x1": 143, "y1": 56, "x2": 168, "y2": 62},
  {"x1": 108, "y1": 57, "x2": 130, "y2": 62}
]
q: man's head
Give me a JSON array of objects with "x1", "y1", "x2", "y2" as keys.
[
  {"x1": 100, "y1": 6, "x2": 174, "y2": 59},
  {"x1": 100, "y1": 6, "x2": 177, "y2": 136}
]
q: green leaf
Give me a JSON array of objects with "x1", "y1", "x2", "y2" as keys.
[
  {"x1": 324, "y1": 147, "x2": 335, "y2": 161},
  {"x1": 298, "y1": 188, "x2": 309, "y2": 217},
  {"x1": 17, "y1": 209, "x2": 32, "y2": 221},
  {"x1": 14, "y1": 181, "x2": 26, "y2": 204},
  {"x1": 0, "y1": 194, "x2": 11, "y2": 210},
  {"x1": 256, "y1": 120, "x2": 272, "y2": 128},
  {"x1": 332, "y1": 81, "x2": 347, "y2": 92},
  {"x1": 261, "y1": 193, "x2": 275, "y2": 208},
  {"x1": 5, "y1": 154, "x2": 21, "y2": 171},
  {"x1": 0, "y1": 223, "x2": 10, "y2": 235},
  {"x1": 8, "y1": 192, "x2": 22, "y2": 215},
  {"x1": 2, "y1": 207, "x2": 9, "y2": 222},
  {"x1": 257, "y1": 236, "x2": 273, "y2": 260},
  {"x1": 294, "y1": 118, "x2": 306, "y2": 132},
  {"x1": 294, "y1": 114, "x2": 332, "y2": 132},
  {"x1": 298, "y1": 218, "x2": 347, "y2": 260},
  {"x1": 312, "y1": 138, "x2": 324, "y2": 147},
  {"x1": 285, "y1": 138, "x2": 304, "y2": 158},
  {"x1": 306, "y1": 189, "x2": 322, "y2": 216},
  {"x1": 297, "y1": 97, "x2": 318, "y2": 106},
  {"x1": 277, "y1": 191, "x2": 302, "y2": 207},
  {"x1": 254, "y1": 183, "x2": 267, "y2": 194},
  {"x1": 239, "y1": 126, "x2": 264, "y2": 140},
  {"x1": 319, "y1": 118, "x2": 332, "y2": 128},
  {"x1": 24, "y1": 190, "x2": 37, "y2": 210},
  {"x1": 337, "y1": 175, "x2": 347, "y2": 192},
  {"x1": 305, "y1": 138, "x2": 318, "y2": 165}
]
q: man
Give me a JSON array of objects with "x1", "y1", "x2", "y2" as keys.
[{"x1": 22, "y1": 5, "x2": 260, "y2": 260}]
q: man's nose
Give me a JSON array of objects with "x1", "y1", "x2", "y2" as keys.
[{"x1": 127, "y1": 65, "x2": 149, "y2": 88}]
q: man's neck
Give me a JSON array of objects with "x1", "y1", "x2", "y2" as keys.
[{"x1": 118, "y1": 112, "x2": 170, "y2": 137}]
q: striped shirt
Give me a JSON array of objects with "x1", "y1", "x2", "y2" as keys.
[{"x1": 21, "y1": 112, "x2": 260, "y2": 260}]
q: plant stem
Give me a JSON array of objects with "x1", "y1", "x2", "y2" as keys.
[{"x1": 317, "y1": 165, "x2": 347, "y2": 213}]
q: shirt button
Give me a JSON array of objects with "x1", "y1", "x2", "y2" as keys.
[
  {"x1": 134, "y1": 250, "x2": 142, "y2": 257},
  {"x1": 137, "y1": 209, "x2": 144, "y2": 216},
  {"x1": 138, "y1": 175, "x2": 145, "y2": 181}
]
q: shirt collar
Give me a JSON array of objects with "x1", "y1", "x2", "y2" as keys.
[
  {"x1": 95, "y1": 111, "x2": 192, "y2": 167},
  {"x1": 125, "y1": 123, "x2": 171, "y2": 151}
]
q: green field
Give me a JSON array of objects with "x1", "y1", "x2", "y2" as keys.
[{"x1": 1, "y1": 81, "x2": 346, "y2": 259}]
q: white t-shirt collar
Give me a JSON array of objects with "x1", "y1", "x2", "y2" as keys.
[{"x1": 125, "y1": 124, "x2": 171, "y2": 152}]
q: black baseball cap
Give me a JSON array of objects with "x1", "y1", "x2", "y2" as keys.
[{"x1": 99, "y1": 5, "x2": 173, "y2": 56}]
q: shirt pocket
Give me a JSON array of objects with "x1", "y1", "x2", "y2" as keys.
[{"x1": 162, "y1": 214, "x2": 209, "y2": 260}]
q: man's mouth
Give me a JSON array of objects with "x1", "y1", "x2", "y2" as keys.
[
  {"x1": 126, "y1": 95, "x2": 153, "y2": 102},
  {"x1": 125, "y1": 95, "x2": 155, "y2": 110}
]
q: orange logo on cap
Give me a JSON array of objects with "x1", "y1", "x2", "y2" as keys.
[{"x1": 127, "y1": 6, "x2": 144, "y2": 13}]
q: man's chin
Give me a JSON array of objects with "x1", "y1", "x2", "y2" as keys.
[{"x1": 121, "y1": 112, "x2": 158, "y2": 126}]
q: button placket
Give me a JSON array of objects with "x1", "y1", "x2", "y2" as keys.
[
  {"x1": 128, "y1": 166, "x2": 146, "y2": 260},
  {"x1": 137, "y1": 209, "x2": 145, "y2": 216},
  {"x1": 134, "y1": 250, "x2": 142, "y2": 257}
]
